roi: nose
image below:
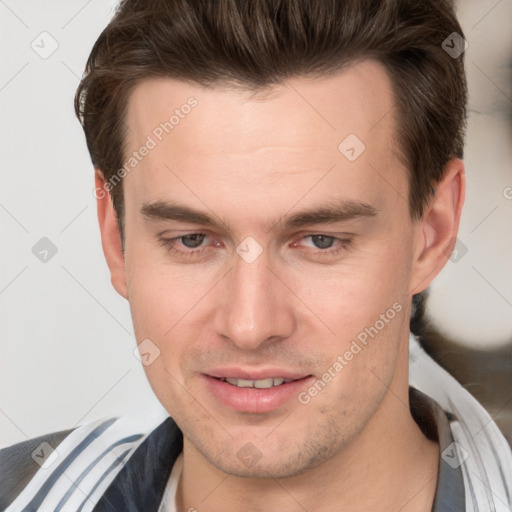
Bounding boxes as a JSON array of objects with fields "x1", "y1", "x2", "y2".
[{"x1": 212, "y1": 248, "x2": 296, "y2": 351}]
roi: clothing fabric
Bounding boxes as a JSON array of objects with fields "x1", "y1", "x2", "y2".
[
  {"x1": 157, "y1": 453, "x2": 182, "y2": 512},
  {"x1": 2, "y1": 333, "x2": 512, "y2": 511},
  {"x1": 409, "y1": 335, "x2": 512, "y2": 511}
]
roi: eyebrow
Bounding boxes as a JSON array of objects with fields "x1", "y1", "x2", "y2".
[{"x1": 140, "y1": 198, "x2": 378, "y2": 233}]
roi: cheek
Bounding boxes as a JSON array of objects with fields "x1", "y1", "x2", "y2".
[
  {"x1": 127, "y1": 270, "x2": 175, "y2": 340},
  {"x1": 124, "y1": 230, "x2": 203, "y2": 337},
  {"x1": 295, "y1": 244, "x2": 410, "y2": 334},
  {"x1": 126, "y1": 266, "x2": 197, "y2": 413},
  {"x1": 125, "y1": 253, "x2": 214, "y2": 378}
]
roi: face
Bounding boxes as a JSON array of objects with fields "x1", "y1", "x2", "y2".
[{"x1": 116, "y1": 60, "x2": 425, "y2": 478}]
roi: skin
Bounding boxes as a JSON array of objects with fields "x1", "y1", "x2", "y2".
[{"x1": 96, "y1": 60, "x2": 465, "y2": 511}]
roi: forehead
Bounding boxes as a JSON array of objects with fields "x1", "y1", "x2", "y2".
[
  {"x1": 122, "y1": 60, "x2": 406, "y2": 223},
  {"x1": 125, "y1": 59, "x2": 395, "y2": 147}
]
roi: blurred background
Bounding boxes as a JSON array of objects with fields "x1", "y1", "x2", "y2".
[{"x1": 1, "y1": 0, "x2": 511, "y2": 448}]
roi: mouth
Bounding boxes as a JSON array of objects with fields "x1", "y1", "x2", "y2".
[{"x1": 202, "y1": 372, "x2": 314, "y2": 413}]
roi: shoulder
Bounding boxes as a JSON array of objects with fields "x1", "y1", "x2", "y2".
[
  {"x1": 0, "y1": 428, "x2": 74, "y2": 510},
  {"x1": 0, "y1": 408, "x2": 176, "y2": 512}
]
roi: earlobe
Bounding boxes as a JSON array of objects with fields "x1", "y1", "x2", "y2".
[
  {"x1": 409, "y1": 158, "x2": 466, "y2": 295},
  {"x1": 95, "y1": 170, "x2": 128, "y2": 299}
]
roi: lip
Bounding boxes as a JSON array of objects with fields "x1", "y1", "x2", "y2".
[{"x1": 201, "y1": 369, "x2": 314, "y2": 413}]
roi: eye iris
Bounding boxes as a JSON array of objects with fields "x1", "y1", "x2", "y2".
[
  {"x1": 311, "y1": 235, "x2": 334, "y2": 249},
  {"x1": 182, "y1": 234, "x2": 205, "y2": 248}
]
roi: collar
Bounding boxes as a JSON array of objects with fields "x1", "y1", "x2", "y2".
[{"x1": 410, "y1": 387, "x2": 466, "y2": 511}]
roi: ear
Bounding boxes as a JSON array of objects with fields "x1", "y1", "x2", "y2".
[
  {"x1": 409, "y1": 158, "x2": 466, "y2": 295},
  {"x1": 95, "y1": 170, "x2": 128, "y2": 299}
]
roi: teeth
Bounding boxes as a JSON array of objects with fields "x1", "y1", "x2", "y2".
[
  {"x1": 255, "y1": 378, "x2": 275, "y2": 389},
  {"x1": 227, "y1": 378, "x2": 254, "y2": 388},
  {"x1": 224, "y1": 377, "x2": 289, "y2": 388}
]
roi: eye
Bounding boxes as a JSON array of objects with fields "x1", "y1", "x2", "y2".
[
  {"x1": 158, "y1": 232, "x2": 214, "y2": 258},
  {"x1": 179, "y1": 233, "x2": 206, "y2": 248},
  {"x1": 294, "y1": 234, "x2": 352, "y2": 257},
  {"x1": 303, "y1": 234, "x2": 336, "y2": 249}
]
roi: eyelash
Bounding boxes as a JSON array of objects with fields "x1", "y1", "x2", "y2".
[{"x1": 158, "y1": 233, "x2": 352, "y2": 259}]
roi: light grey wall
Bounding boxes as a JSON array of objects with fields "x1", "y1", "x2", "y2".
[
  {"x1": 0, "y1": 0, "x2": 162, "y2": 448},
  {"x1": 1, "y1": 0, "x2": 511, "y2": 448}
]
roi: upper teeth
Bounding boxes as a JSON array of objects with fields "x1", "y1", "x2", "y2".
[{"x1": 224, "y1": 377, "x2": 291, "y2": 388}]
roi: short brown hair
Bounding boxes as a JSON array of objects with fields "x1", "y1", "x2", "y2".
[{"x1": 75, "y1": 0, "x2": 467, "y2": 245}]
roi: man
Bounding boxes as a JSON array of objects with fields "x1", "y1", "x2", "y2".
[{"x1": 2, "y1": 0, "x2": 511, "y2": 510}]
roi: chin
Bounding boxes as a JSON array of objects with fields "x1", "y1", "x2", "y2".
[{"x1": 193, "y1": 429, "x2": 344, "y2": 480}]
